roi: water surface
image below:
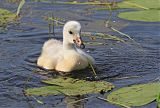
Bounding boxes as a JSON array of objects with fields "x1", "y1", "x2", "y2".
[{"x1": 0, "y1": 0, "x2": 159, "y2": 108}]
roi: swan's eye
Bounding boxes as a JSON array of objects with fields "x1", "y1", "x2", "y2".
[{"x1": 69, "y1": 31, "x2": 73, "y2": 34}]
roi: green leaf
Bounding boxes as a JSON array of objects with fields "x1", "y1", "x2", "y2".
[
  {"x1": 26, "y1": 86, "x2": 61, "y2": 96},
  {"x1": 107, "y1": 83, "x2": 160, "y2": 107},
  {"x1": 26, "y1": 77, "x2": 114, "y2": 96},
  {"x1": 118, "y1": 0, "x2": 159, "y2": 9},
  {"x1": 157, "y1": 93, "x2": 160, "y2": 108},
  {"x1": 118, "y1": 10, "x2": 160, "y2": 22},
  {"x1": 117, "y1": 0, "x2": 160, "y2": 22}
]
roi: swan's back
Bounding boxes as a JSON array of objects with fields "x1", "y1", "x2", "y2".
[{"x1": 42, "y1": 39, "x2": 62, "y2": 55}]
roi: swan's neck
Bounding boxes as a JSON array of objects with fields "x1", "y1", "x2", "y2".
[
  {"x1": 63, "y1": 39, "x2": 76, "y2": 50},
  {"x1": 63, "y1": 31, "x2": 77, "y2": 51}
]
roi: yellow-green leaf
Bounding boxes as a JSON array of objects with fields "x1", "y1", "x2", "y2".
[
  {"x1": 107, "y1": 83, "x2": 160, "y2": 107},
  {"x1": 26, "y1": 77, "x2": 114, "y2": 96},
  {"x1": 118, "y1": 0, "x2": 159, "y2": 9},
  {"x1": 157, "y1": 93, "x2": 160, "y2": 108},
  {"x1": 118, "y1": 10, "x2": 160, "y2": 22},
  {"x1": 117, "y1": 0, "x2": 160, "y2": 22}
]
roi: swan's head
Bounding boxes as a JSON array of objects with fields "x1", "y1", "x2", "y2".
[{"x1": 63, "y1": 21, "x2": 85, "y2": 49}]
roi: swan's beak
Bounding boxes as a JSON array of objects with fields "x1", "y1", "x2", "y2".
[{"x1": 73, "y1": 35, "x2": 85, "y2": 49}]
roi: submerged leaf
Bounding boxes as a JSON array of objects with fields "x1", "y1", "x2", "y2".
[
  {"x1": 26, "y1": 77, "x2": 114, "y2": 96},
  {"x1": 107, "y1": 83, "x2": 160, "y2": 107}
]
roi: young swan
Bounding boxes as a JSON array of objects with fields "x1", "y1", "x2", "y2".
[{"x1": 37, "y1": 21, "x2": 95, "y2": 72}]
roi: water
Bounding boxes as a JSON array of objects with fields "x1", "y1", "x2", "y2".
[{"x1": 0, "y1": 0, "x2": 159, "y2": 108}]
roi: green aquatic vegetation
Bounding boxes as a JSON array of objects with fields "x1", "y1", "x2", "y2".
[
  {"x1": 118, "y1": 0, "x2": 159, "y2": 9},
  {"x1": 100, "y1": 34, "x2": 125, "y2": 43},
  {"x1": 157, "y1": 93, "x2": 160, "y2": 108},
  {"x1": 16, "y1": 0, "x2": 25, "y2": 16},
  {"x1": 107, "y1": 83, "x2": 160, "y2": 107},
  {"x1": 84, "y1": 42, "x2": 104, "y2": 46},
  {"x1": 117, "y1": 0, "x2": 160, "y2": 22},
  {"x1": 94, "y1": 0, "x2": 160, "y2": 22},
  {"x1": 30, "y1": 0, "x2": 49, "y2": 2},
  {"x1": 30, "y1": 0, "x2": 112, "y2": 5},
  {"x1": 118, "y1": 10, "x2": 160, "y2": 22},
  {"x1": 82, "y1": 32, "x2": 126, "y2": 43},
  {"x1": 0, "y1": 0, "x2": 25, "y2": 27},
  {"x1": 46, "y1": 17, "x2": 65, "y2": 25},
  {"x1": 26, "y1": 77, "x2": 114, "y2": 96},
  {"x1": 55, "y1": 1, "x2": 111, "y2": 5},
  {"x1": 0, "y1": 8, "x2": 16, "y2": 26}
]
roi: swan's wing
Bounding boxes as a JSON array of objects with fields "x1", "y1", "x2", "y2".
[
  {"x1": 37, "y1": 39, "x2": 63, "y2": 69},
  {"x1": 77, "y1": 48, "x2": 95, "y2": 64},
  {"x1": 43, "y1": 39, "x2": 62, "y2": 53}
]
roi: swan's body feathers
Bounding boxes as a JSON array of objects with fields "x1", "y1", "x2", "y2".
[{"x1": 37, "y1": 21, "x2": 95, "y2": 72}]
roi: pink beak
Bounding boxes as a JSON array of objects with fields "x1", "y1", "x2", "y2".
[{"x1": 73, "y1": 36, "x2": 85, "y2": 49}]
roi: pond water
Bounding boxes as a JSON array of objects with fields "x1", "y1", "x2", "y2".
[{"x1": 0, "y1": 0, "x2": 159, "y2": 108}]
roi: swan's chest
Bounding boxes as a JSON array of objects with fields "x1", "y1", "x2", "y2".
[{"x1": 56, "y1": 51, "x2": 88, "y2": 72}]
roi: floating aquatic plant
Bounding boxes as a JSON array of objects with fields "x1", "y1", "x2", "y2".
[
  {"x1": 92, "y1": 0, "x2": 159, "y2": 22},
  {"x1": 26, "y1": 77, "x2": 114, "y2": 96},
  {"x1": 117, "y1": 0, "x2": 160, "y2": 22},
  {"x1": 106, "y1": 83, "x2": 160, "y2": 107},
  {"x1": 118, "y1": 0, "x2": 159, "y2": 9},
  {"x1": 0, "y1": 0, "x2": 25, "y2": 27},
  {"x1": 157, "y1": 93, "x2": 160, "y2": 108},
  {"x1": 0, "y1": 9, "x2": 16, "y2": 26},
  {"x1": 118, "y1": 10, "x2": 160, "y2": 22}
]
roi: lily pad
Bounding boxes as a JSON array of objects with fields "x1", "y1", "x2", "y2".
[
  {"x1": 107, "y1": 83, "x2": 160, "y2": 107},
  {"x1": 118, "y1": 10, "x2": 160, "y2": 22},
  {"x1": 26, "y1": 77, "x2": 114, "y2": 96}
]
